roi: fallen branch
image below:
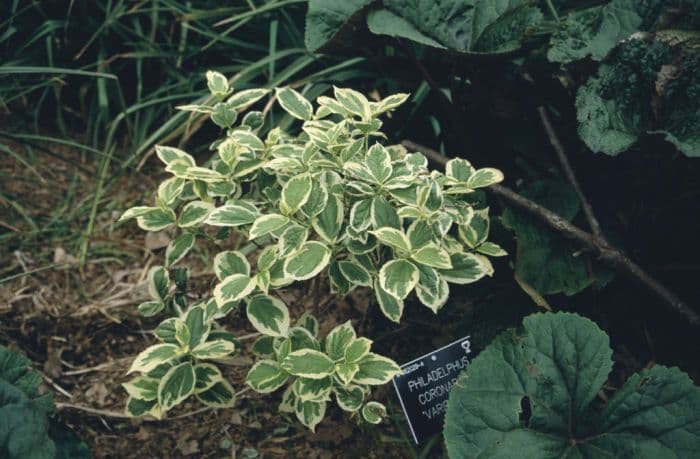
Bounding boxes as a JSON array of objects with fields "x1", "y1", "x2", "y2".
[
  {"x1": 401, "y1": 140, "x2": 699, "y2": 327},
  {"x1": 537, "y1": 106, "x2": 606, "y2": 240}
]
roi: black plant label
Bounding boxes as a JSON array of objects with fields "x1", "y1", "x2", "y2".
[{"x1": 392, "y1": 336, "x2": 472, "y2": 444}]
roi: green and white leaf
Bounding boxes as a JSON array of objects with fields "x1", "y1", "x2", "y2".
[
  {"x1": 283, "y1": 241, "x2": 331, "y2": 281},
  {"x1": 281, "y1": 349, "x2": 335, "y2": 379},
  {"x1": 411, "y1": 243, "x2": 452, "y2": 269},
  {"x1": 122, "y1": 376, "x2": 159, "y2": 401},
  {"x1": 178, "y1": 201, "x2": 213, "y2": 228},
  {"x1": 246, "y1": 360, "x2": 289, "y2": 393},
  {"x1": 335, "y1": 385, "x2": 364, "y2": 412},
  {"x1": 379, "y1": 259, "x2": 419, "y2": 300},
  {"x1": 214, "y1": 250, "x2": 251, "y2": 280},
  {"x1": 206, "y1": 204, "x2": 257, "y2": 227},
  {"x1": 374, "y1": 279, "x2": 405, "y2": 323},
  {"x1": 194, "y1": 363, "x2": 222, "y2": 393},
  {"x1": 362, "y1": 401, "x2": 386, "y2": 424},
  {"x1": 213, "y1": 274, "x2": 255, "y2": 307},
  {"x1": 246, "y1": 295, "x2": 290, "y2": 337},
  {"x1": 280, "y1": 173, "x2": 313, "y2": 215},
  {"x1": 191, "y1": 340, "x2": 236, "y2": 360},
  {"x1": 276, "y1": 87, "x2": 313, "y2": 120},
  {"x1": 249, "y1": 214, "x2": 289, "y2": 240},
  {"x1": 165, "y1": 233, "x2": 195, "y2": 267},
  {"x1": 295, "y1": 399, "x2": 326, "y2": 432},
  {"x1": 148, "y1": 266, "x2": 170, "y2": 301},
  {"x1": 354, "y1": 353, "x2": 401, "y2": 385},
  {"x1": 439, "y1": 252, "x2": 492, "y2": 285},
  {"x1": 157, "y1": 362, "x2": 196, "y2": 411},
  {"x1": 195, "y1": 379, "x2": 236, "y2": 408},
  {"x1": 324, "y1": 321, "x2": 356, "y2": 361}
]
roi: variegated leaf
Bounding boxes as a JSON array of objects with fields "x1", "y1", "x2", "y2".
[
  {"x1": 362, "y1": 401, "x2": 386, "y2": 424},
  {"x1": 293, "y1": 376, "x2": 333, "y2": 402},
  {"x1": 276, "y1": 87, "x2": 313, "y2": 120},
  {"x1": 157, "y1": 361, "x2": 196, "y2": 411},
  {"x1": 283, "y1": 241, "x2": 331, "y2": 281},
  {"x1": 280, "y1": 173, "x2": 312, "y2": 215},
  {"x1": 411, "y1": 243, "x2": 453, "y2": 269},
  {"x1": 195, "y1": 379, "x2": 236, "y2": 408},
  {"x1": 281, "y1": 349, "x2": 335, "y2": 379},
  {"x1": 227, "y1": 88, "x2": 270, "y2": 110},
  {"x1": 324, "y1": 321, "x2": 356, "y2": 361},
  {"x1": 165, "y1": 233, "x2": 195, "y2": 267},
  {"x1": 214, "y1": 250, "x2": 250, "y2": 280},
  {"x1": 338, "y1": 260, "x2": 372, "y2": 287},
  {"x1": 214, "y1": 274, "x2": 255, "y2": 306},
  {"x1": 334, "y1": 86, "x2": 371, "y2": 121},
  {"x1": 194, "y1": 363, "x2": 223, "y2": 393},
  {"x1": 191, "y1": 339, "x2": 236, "y2": 359},
  {"x1": 335, "y1": 385, "x2": 364, "y2": 412},
  {"x1": 122, "y1": 376, "x2": 159, "y2": 401},
  {"x1": 354, "y1": 353, "x2": 401, "y2": 385},
  {"x1": 246, "y1": 294, "x2": 290, "y2": 337},
  {"x1": 246, "y1": 360, "x2": 289, "y2": 393},
  {"x1": 206, "y1": 204, "x2": 257, "y2": 227},
  {"x1": 374, "y1": 279, "x2": 404, "y2": 323},
  {"x1": 148, "y1": 266, "x2": 170, "y2": 301},
  {"x1": 439, "y1": 252, "x2": 492, "y2": 285},
  {"x1": 249, "y1": 214, "x2": 289, "y2": 240},
  {"x1": 379, "y1": 259, "x2": 419, "y2": 300},
  {"x1": 178, "y1": 201, "x2": 213, "y2": 228},
  {"x1": 345, "y1": 337, "x2": 372, "y2": 363},
  {"x1": 295, "y1": 399, "x2": 326, "y2": 432},
  {"x1": 466, "y1": 167, "x2": 504, "y2": 188}
]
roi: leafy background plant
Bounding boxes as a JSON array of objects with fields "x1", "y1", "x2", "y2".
[{"x1": 1, "y1": 0, "x2": 699, "y2": 457}]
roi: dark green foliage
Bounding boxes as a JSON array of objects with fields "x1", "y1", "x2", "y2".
[
  {"x1": 306, "y1": 0, "x2": 543, "y2": 55},
  {"x1": 444, "y1": 312, "x2": 700, "y2": 458},
  {"x1": 577, "y1": 35, "x2": 700, "y2": 156},
  {"x1": 0, "y1": 345, "x2": 90, "y2": 459},
  {"x1": 502, "y1": 180, "x2": 613, "y2": 297}
]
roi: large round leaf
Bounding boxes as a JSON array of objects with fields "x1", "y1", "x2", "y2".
[{"x1": 444, "y1": 312, "x2": 700, "y2": 458}]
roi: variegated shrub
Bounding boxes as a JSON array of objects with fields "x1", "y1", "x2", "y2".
[{"x1": 119, "y1": 70, "x2": 504, "y2": 430}]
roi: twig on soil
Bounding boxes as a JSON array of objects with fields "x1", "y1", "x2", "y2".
[
  {"x1": 401, "y1": 139, "x2": 700, "y2": 327},
  {"x1": 39, "y1": 370, "x2": 73, "y2": 399},
  {"x1": 537, "y1": 106, "x2": 605, "y2": 240},
  {"x1": 56, "y1": 403, "x2": 212, "y2": 421}
]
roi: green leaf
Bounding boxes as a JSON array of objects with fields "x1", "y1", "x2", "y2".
[
  {"x1": 246, "y1": 360, "x2": 289, "y2": 393},
  {"x1": 371, "y1": 196, "x2": 401, "y2": 229},
  {"x1": 174, "y1": 320, "x2": 190, "y2": 350},
  {"x1": 335, "y1": 385, "x2": 364, "y2": 412},
  {"x1": 502, "y1": 180, "x2": 611, "y2": 296},
  {"x1": 147, "y1": 266, "x2": 170, "y2": 301},
  {"x1": 157, "y1": 177, "x2": 185, "y2": 206},
  {"x1": 379, "y1": 259, "x2": 419, "y2": 300},
  {"x1": 246, "y1": 295, "x2": 290, "y2": 337},
  {"x1": 206, "y1": 70, "x2": 230, "y2": 98},
  {"x1": 411, "y1": 244, "x2": 452, "y2": 269},
  {"x1": 445, "y1": 158, "x2": 474, "y2": 182},
  {"x1": 191, "y1": 340, "x2": 236, "y2": 360},
  {"x1": 365, "y1": 143, "x2": 392, "y2": 183},
  {"x1": 276, "y1": 87, "x2": 313, "y2": 120},
  {"x1": 138, "y1": 300, "x2": 164, "y2": 317},
  {"x1": 136, "y1": 208, "x2": 176, "y2": 231},
  {"x1": 371, "y1": 228, "x2": 411, "y2": 253},
  {"x1": 157, "y1": 362, "x2": 196, "y2": 411},
  {"x1": 304, "y1": 0, "x2": 373, "y2": 52},
  {"x1": 294, "y1": 399, "x2": 326, "y2": 432},
  {"x1": 312, "y1": 194, "x2": 343, "y2": 242},
  {"x1": 335, "y1": 362, "x2": 359, "y2": 385},
  {"x1": 366, "y1": 0, "x2": 543, "y2": 55},
  {"x1": 282, "y1": 349, "x2": 335, "y2": 379},
  {"x1": 194, "y1": 363, "x2": 222, "y2": 393},
  {"x1": 324, "y1": 321, "x2": 356, "y2": 361},
  {"x1": 226, "y1": 88, "x2": 270, "y2": 110},
  {"x1": 165, "y1": 233, "x2": 195, "y2": 267},
  {"x1": 249, "y1": 214, "x2": 289, "y2": 240},
  {"x1": 415, "y1": 265, "x2": 449, "y2": 313},
  {"x1": 362, "y1": 401, "x2": 386, "y2": 424},
  {"x1": 466, "y1": 168, "x2": 504, "y2": 188},
  {"x1": 278, "y1": 224, "x2": 309, "y2": 258},
  {"x1": 178, "y1": 201, "x2": 213, "y2": 228},
  {"x1": 444, "y1": 312, "x2": 700, "y2": 458},
  {"x1": 338, "y1": 260, "x2": 372, "y2": 286},
  {"x1": 349, "y1": 198, "x2": 372, "y2": 231},
  {"x1": 155, "y1": 145, "x2": 195, "y2": 167},
  {"x1": 354, "y1": 352, "x2": 401, "y2": 385},
  {"x1": 280, "y1": 173, "x2": 313, "y2": 215},
  {"x1": 344, "y1": 337, "x2": 372, "y2": 363},
  {"x1": 122, "y1": 376, "x2": 159, "y2": 401},
  {"x1": 283, "y1": 241, "x2": 331, "y2": 281},
  {"x1": 334, "y1": 86, "x2": 372, "y2": 120},
  {"x1": 206, "y1": 204, "x2": 257, "y2": 227},
  {"x1": 213, "y1": 250, "x2": 251, "y2": 280},
  {"x1": 293, "y1": 377, "x2": 333, "y2": 402},
  {"x1": 213, "y1": 274, "x2": 255, "y2": 306},
  {"x1": 251, "y1": 336, "x2": 275, "y2": 358},
  {"x1": 374, "y1": 279, "x2": 405, "y2": 323},
  {"x1": 211, "y1": 102, "x2": 238, "y2": 128},
  {"x1": 296, "y1": 312, "x2": 319, "y2": 337},
  {"x1": 195, "y1": 379, "x2": 236, "y2": 408},
  {"x1": 230, "y1": 130, "x2": 265, "y2": 151},
  {"x1": 547, "y1": 2, "x2": 642, "y2": 64},
  {"x1": 438, "y1": 252, "x2": 491, "y2": 285}
]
